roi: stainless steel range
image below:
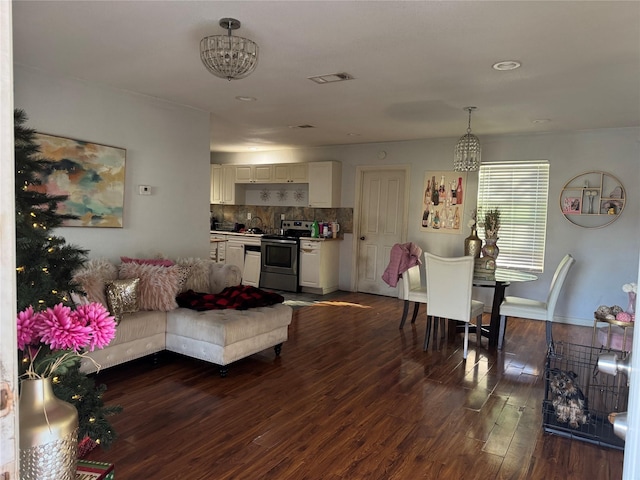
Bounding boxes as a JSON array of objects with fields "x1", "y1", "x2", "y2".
[{"x1": 260, "y1": 220, "x2": 313, "y2": 292}]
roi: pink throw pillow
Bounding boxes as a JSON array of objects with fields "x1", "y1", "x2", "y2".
[
  {"x1": 118, "y1": 263, "x2": 183, "y2": 311},
  {"x1": 120, "y1": 256, "x2": 174, "y2": 267}
]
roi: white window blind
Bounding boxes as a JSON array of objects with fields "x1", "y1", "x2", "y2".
[{"x1": 477, "y1": 161, "x2": 550, "y2": 273}]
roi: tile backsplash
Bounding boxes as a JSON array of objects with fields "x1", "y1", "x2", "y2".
[{"x1": 210, "y1": 205, "x2": 353, "y2": 235}]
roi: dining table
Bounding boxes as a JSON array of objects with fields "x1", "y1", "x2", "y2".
[{"x1": 471, "y1": 267, "x2": 538, "y2": 348}]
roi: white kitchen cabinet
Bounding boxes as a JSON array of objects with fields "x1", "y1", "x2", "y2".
[
  {"x1": 273, "y1": 163, "x2": 308, "y2": 183},
  {"x1": 235, "y1": 164, "x2": 273, "y2": 183},
  {"x1": 225, "y1": 235, "x2": 262, "y2": 283},
  {"x1": 210, "y1": 234, "x2": 227, "y2": 263},
  {"x1": 226, "y1": 239, "x2": 246, "y2": 276},
  {"x1": 243, "y1": 250, "x2": 261, "y2": 287},
  {"x1": 299, "y1": 239, "x2": 339, "y2": 294},
  {"x1": 308, "y1": 161, "x2": 341, "y2": 208},
  {"x1": 210, "y1": 164, "x2": 221, "y2": 204},
  {"x1": 210, "y1": 164, "x2": 236, "y2": 204}
]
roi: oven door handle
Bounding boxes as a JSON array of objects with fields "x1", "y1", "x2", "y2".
[{"x1": 262, "y1": 239, "x2": 297, "y2": 245}]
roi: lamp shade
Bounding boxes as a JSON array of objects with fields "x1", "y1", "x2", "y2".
[
  {"x1": 200, "y1": 18, "x2": 258, "y2": 81},
  {"x1": 454, "y1": 106, "x2": 481, "y2": 172},
  {"x1": 454, "y1": 132, "x2": 481, "y2": 171}
]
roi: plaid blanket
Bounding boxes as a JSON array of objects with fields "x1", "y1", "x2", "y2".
[{"x1": 176, "y1": 285, "x2": 284, "y2": 311}]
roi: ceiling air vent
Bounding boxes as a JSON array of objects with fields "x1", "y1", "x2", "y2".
[
  {"x1": 289, "y1": 124, "x2": 316, "y2": 129},
  {"x1": 308, "y1": 72, "x2": 355, "y2": 84}
]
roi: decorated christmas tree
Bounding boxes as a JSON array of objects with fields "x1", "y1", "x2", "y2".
[{"x1": 14, "y1": 109, "x2": 122, "y2": 450}]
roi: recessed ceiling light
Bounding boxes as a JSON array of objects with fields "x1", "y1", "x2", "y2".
[
  {"x1": 248, "y1": 147, "x2": 258, "y2": 151},
  {"x1": 347, "y1": 133, "x2": 361, "y2": 136},
  {"x1": 235, "y1": 96, "x2": 257, "y2": 102},
  {"x1": 492, "y1": 60, "x2": 521, "y2": 71}
]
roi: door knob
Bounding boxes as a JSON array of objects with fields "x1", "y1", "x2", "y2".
[{"x1": 360, "y1": 236, "x2": 366, "y2": 240}]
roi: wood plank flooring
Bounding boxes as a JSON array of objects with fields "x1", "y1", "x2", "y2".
[{"x1": 85, "y1": 292, "x2": 624, "y2": 479}]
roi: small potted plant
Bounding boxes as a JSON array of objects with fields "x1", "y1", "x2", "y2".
[
  {"x1": 482, "y1": 208, "x2": 501, "y2": 239},
  {"x1": 479, "y1": 208, "x2": 501, "y2": 266}
]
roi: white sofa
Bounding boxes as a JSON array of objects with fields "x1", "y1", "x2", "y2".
[{"x1": 77, "y1": 259, "x2": 293, "y2": 376}]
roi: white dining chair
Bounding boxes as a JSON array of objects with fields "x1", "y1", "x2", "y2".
[
  {"x1": 424, "y1": 253, "x2": 484, "y2": 359},
  {"x1": 498, "y1": 254, "x2": 575, "y2": 351},
  {"x1": 398, "y1": 264, "x2": 428, "y2": 329}
]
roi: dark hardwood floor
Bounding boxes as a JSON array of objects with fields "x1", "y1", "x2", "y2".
[{"x1": 85, "y1": 291, "x2": 624, "y2": 479}]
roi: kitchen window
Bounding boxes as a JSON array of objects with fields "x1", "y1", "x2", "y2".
[{"x1": 477, "y1": 161, "x2": 550, "y2": 273}]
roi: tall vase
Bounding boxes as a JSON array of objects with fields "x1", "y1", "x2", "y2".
[
  {"x1": 482, "y1": 237, "x2": 500, "y2": 265},
  {"x1": 464, "y1": 227, "x2": 482, "y2": 258},
  {"x1": 19, "y1": 377, "x2": 79, "y2": 480},
  {"x1": 627, "y1": 292, "x2": 636, "y2": 315}
]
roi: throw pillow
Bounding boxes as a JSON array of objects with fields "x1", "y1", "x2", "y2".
[
  {"x1": 175, "y1": 257, "x2": 211, "y2": 293},
  {"x1": 120, "y1": 256, "x2": 175, "y2": 267},
  {"x1": 105, "y1": 278, "x2": 140, "y2": 324},
  {"x1": 72, "y1": 258, "x2": 118, "y2": 307},
  {"x1": 209, "y1": 264, "x2": 242, "y2": 294},
  {"x1": 118, "y1": 263, "x2": 184, "y2": 311}
]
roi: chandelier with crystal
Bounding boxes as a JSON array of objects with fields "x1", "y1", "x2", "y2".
[
  {"x1": 454, "y1": 106, "x2": 481, "y2": 172},
  {"x1": 200, "y1": 18, "x2": 259, "y2": 81}
]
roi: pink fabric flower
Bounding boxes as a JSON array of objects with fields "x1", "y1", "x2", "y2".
[
  {"x1": 36, "y1": 303, "x2": 92, "y2": 351},
  {"x1": 73, "y1": 303, "x2": 116, "y2": 351},
  {"x1": 17, "y1": 306, "x2": 40, "y2": 350},
  {"x1": 617, "y1": 312, "x2": 633, "y2": 323}
]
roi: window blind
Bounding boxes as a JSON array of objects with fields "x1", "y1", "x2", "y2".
[{"x1": 477, "y1": 161, "x2": 550, "y2": 273}]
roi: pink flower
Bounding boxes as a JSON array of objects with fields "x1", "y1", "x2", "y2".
[
  {"x1": 73, "y1": 303, "x2": 116, "y2": 351},
  {"x1": 36, "y1": 303, "x2": 92, "y2": 351},
  {"x1": 17, "y1": 306, "x2": 40, "y2": 350}
]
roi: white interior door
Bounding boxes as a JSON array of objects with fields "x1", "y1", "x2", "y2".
[{"x1": 354, "y1": 167, "x2": 409, "y2": 296}]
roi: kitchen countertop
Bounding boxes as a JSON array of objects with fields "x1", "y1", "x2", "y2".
[
  {"x1": 211, "y1": 231, "x2": 342, "y2": 241},
  {"x1": 210, "y1": 230, "x2": 264, "y2": 237},
  {"x1": 300, "y1": 237, "x2": 342, "y2": 241}
]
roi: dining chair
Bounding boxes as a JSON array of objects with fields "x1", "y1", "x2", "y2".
[
  {"x1": 424, "y1": 253, "x2": 484, "y2": 359},
  {"x1": 398, "y1": 264, "x2": 428, "y2": 329},
  {"x1": 498, "y1": 254, "x2": 575, "y2": 351}
]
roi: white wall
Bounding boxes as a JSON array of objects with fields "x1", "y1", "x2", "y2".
[
  {"x1": 14, "y1": 66, "x2": 211, "y2": 262},
  {"x1": 213, "y1": 127, "x2": 640, "y2": 326},
  {"x1": 1, "y1": 2, "x2": 18, "y2": 477}
]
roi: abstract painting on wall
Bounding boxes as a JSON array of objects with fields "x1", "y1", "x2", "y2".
[{"x1": 34, "y1": 133, "x2": 126, "y2": 227}]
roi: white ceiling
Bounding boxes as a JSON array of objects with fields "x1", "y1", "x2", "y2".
[{"x1": 12, "y1": 1, "x2": 640, "y2": 153}]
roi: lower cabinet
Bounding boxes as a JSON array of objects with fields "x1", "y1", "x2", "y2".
[
  {"x1": 243, "y1": 248, "x2": 261, "y2": 287},
  {"x1": 210, "y1": 235, "x2": 227, "y2": 263},
  {"x1": 226, "y1": 239, "x2": 245, "y2": 276},
  {"x1": 226, "y1": 236, "x2": 262, "y2": 285},
  {"x1": 299, "y1": 240, "x2": 339, "y2": 294}
]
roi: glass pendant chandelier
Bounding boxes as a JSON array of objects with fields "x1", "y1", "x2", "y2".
[
  {"x1": 200, "y1": 18, "x2": 259, "y2": 81},
  {"x1": 454, "y1": 106, "x2": 481, "y2": 172}
]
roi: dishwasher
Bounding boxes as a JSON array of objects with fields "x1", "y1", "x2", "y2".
[{"x1": 243, "y1": 244, "x2": 262, "y2": 287}]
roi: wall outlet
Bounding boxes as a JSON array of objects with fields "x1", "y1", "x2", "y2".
[
  {"x1": 247, "y1": 212, "x2": 252, "y2": 220},
  {"x1": 280, "y1": 213, "x2": 286, "y2": 220},
  {"x1": 138, "y1": 185, "x2": 151, "y2": 195}
]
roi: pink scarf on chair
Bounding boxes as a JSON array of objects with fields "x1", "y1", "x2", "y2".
[{"x1": 381, "y1": 242, "x2": 423, "y2": 287}]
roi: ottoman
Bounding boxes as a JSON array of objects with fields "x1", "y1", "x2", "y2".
[{"x1": 165, "y1": 303, "x2": 293, "y2": 376}]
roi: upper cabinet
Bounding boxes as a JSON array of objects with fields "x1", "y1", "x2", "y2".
[
  {"x1": 235, "y1": 164, "x2": 273, "y2": 183},
  {"x1": 273, "y1": 163, "x2": 309, "y2": 183},
  {"x1": 210, "y1": 164, "x2": 236, "y2": 204},
  {"x1": 211, "y1": 161, "x2": 341, "y2": 207},
  {"x1": 308, "y1": 161, "x2": 342, "y2": 208}
]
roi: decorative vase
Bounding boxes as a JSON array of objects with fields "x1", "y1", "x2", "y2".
[
  {"x1": 464, "y1": 227, "x2": 482, "y2": 258},
  {"x1": 627, "y1": 292, "x2": 636, "y2": 315},
  {"x1": 19, "y1": 377, "x2": 79, "y2": 480},
  {"x1": 482, "y1": 237, "x2": 500, "y2": 264}
]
